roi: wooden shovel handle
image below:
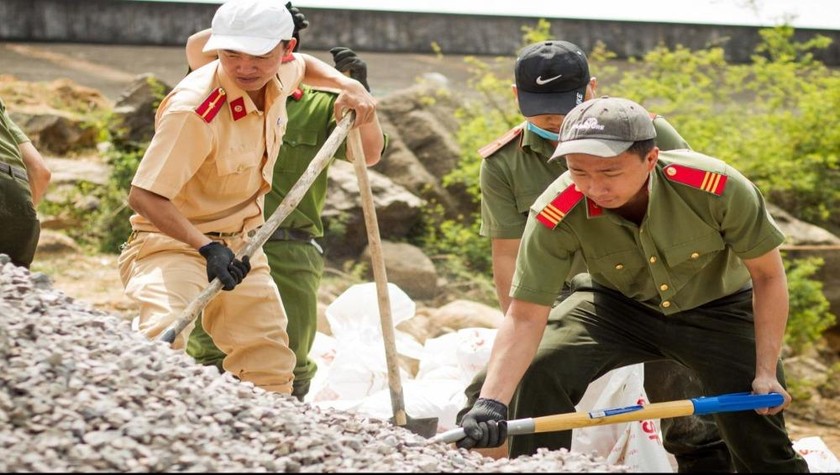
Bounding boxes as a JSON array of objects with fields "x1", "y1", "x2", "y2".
[
  {"x1": 347, "y1": 127, "x2": 408, "y2": 427},
  {"x1": 158, "y1": 111, "x2": 356, "y2": 344}
]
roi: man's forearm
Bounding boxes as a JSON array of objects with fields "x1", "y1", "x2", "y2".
[
  {"x1": 358, "y1": 116, "x2": 384, "y2": 166},
  {"x1": 300, "y1": 53, "x2": 355, "y2": 90},
  {"x1": 19, "y1": 141, "x2": 51, "y2": 205},
  {"x1": 127, "y1": 186, "x2": 210, "y2": 250},
  {"x1": 752, "y1": 273, "x2": 789, "y2": 378},
  {"x1": 490, "y1": 238, "x2": 520, "y2": 313},
  {"x1": 480, "y1": 299, "x2": 550, "y2": 404}
]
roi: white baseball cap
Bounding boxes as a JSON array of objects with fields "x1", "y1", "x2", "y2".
[{"x1": 203, "y1": 0, "x2": 294, "y2": 56}]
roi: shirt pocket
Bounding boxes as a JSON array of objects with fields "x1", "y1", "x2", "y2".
[
  {"x1": 662, "y1": 231, "x2": 726, "y2": 286},
  {"x1": 214, "y1": 142, "x2": 263, "y2": 195},
  {"x1": 587, "y1": 248, "x2": 648, "y2": 292},
  {"x1": 276, "y1": 128, "x2": 320, "y2": 174}
]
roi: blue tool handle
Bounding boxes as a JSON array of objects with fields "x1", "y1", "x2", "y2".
[{"x1": 691, "y1": 392, "x2": 784, "y2": 415}]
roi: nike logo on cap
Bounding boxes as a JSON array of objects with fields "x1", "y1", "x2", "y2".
[{"x1": 536, "y1": 74, "x2": 563, "y2": 85}]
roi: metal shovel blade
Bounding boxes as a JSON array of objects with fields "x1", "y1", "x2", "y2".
[{"x1": 390, "y1": 414, "x2": 440, "y2": 439}]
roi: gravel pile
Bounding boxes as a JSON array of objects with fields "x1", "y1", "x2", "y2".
[{"x1": 0, "y1": 255, "x2": 627, "y2": 472}]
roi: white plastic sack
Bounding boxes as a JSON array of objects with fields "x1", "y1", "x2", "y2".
[
  {"x1": 794, "y1": 436, "x2": 840, "y2": 472},
  {"x1": 325, "y1": 282, "x2": 416, "y2": 341},
  {"x1": 306, "y1": 283, "x2": 423, "y2": 405},
  {"x1": 573, "y1": 365, "x2": 674, "y2": 472}
]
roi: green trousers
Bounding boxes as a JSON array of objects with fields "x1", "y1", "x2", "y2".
[
  {"x1": 187, "y1": 238, "x2": 323, "y2": 400},
  {"x1": 461, "y1": 274, "x2": 808, "y2": 473},
  {"x1": 0, "y1": 174, "x2": 39, "y2": 268}
]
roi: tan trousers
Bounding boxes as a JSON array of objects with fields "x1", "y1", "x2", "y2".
[{"x1": 118, "y1": 231, "x2": 295, "y2": 393}]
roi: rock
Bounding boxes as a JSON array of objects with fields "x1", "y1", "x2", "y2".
[
  {"x1": 109, "y1": 74, "x2": 173, "y2": 148},
  {"x1": 8, "y1": 112, "x2": 98, "y2": 155},
  {"x1": 362, "y1": 241, "x2": 438, "y2": 301},
  {"x1": 427, "y1": 300, "x2": 504, "y2": 336},
  {"x1": 35, "y1": 230, "x2": 81, "y2": 256}
]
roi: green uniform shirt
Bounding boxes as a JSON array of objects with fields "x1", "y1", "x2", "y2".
[
  {"x1": 480, "y1": 116, "x2": 690, "y2": 239},
  {"x1": 263, "y1": 86, "x2": 343, "y2": 237},
  {"x1": 512, "y1": 149, "x2": 785, "y2": 315},
  {"x1": 0, "y1": 98, "x2": 30, "y2": 170}
]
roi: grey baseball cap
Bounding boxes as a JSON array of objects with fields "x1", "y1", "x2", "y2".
[
  {"x1": 550, "y1": 96, "x2": 657, "y2": 160},
  {"x1": 515, "y1": 41, "x2": 590, "y2": 117}
]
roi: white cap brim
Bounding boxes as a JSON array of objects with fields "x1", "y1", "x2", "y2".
[
  {"x1": 550, "y1": 138, "x2": 633, "y2": 161},
  {"x1": 202, "y1": 34, "x2": 282, "y2": 56}
]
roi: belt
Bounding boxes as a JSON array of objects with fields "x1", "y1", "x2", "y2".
[
  {"x1": 268, "y1": 228, "x2": 315, "y2": 242},
  {"x1": 267, "y1": 228, "x2": 323, "y2": 254},
  {"x1": 205, "y1": 229, "x2": 258, "y2": 239},
  {"x1": 0, "y1": 162, "x2": 28, "y2": 182}
]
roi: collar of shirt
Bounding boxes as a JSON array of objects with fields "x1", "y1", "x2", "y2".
[
  {"x1": 520, "y1": 126, "x2": 559, "y2": 162},
  {"x1": 215, "y1": 64, "x2": 283, "y2": 118}
]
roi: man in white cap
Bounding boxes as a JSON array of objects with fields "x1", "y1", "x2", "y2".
[
  {"x1": 456, "y1": 96, "x2": 808, "y2": 472},
  {"x1": 117, "y1": 0, "x2": 376, "y2": 395}
]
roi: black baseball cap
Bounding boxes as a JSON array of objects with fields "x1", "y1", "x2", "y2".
[{"x1": 515, "y1": 40, "x2": 590, "y2": 117}]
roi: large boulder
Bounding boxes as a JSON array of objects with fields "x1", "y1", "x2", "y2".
[
  {"x1": 322, "y1": 160, "x2": 424, "y2": 260},
  {"x1": 109, "y1": 74, "x2": 172, "y2": 149},
  {"x1": 360, "y1": 241, "x2": 438, "y2": 301}
]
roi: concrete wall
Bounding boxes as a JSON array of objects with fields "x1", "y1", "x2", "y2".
[{"x1": 3, "y1": 0, "x2": 840, "y2": 65}]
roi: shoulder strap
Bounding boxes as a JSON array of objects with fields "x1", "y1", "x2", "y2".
[
  {"x1": 478, "y1": 123, "x2": 525, "y2": 158},
  {"x1": 536, "y1": 183, "x2": 586, "y2": 229},
  {"x1": 194, "y1": 87, "x2": 227, "y2": 123},
  {"x1": 663, "y1": 164, "x2": 728, "y2": 196}
]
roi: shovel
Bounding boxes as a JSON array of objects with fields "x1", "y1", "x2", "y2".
[
  {"x1": 346, "y1": 128, "x2": 440, "y2": 438},
  {"x1": 158, "y1": 111, "x2": 357, "y2": 344},
  {"x1": 429, "y1": 391, "x2": 784, "y2": 444}
]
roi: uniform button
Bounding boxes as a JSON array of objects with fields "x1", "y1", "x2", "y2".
[
  {"x1": 649, "y1": 256, "x2": 657, "y2": 264},
  {"x1": 236, "y1": 165, "x2": 244, "y2": 173},
  {"x1": 661, "y1": 301, "x2": 671, "y2": 308},
  {"x1": 615, "y1": 264, "x2": 624, "y2": 270},
  {"x1": 660, "y1": 284, "x2": 669, "y2": 291},
  {"x1": 690, "y1": 252, "x2": 700, "y2": 260}
]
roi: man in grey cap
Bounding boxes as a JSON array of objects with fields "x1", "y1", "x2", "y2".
[
  {"x1": 460, "y1": 41, "x2": 732, "y2": 472},
  {"x1": 456, "y1": 96, "x2": 808, "y2": 473}
]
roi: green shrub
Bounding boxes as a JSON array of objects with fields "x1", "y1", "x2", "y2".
[
  {"x1": 784, "y1": 256, "x2": 836, "y2": 355},
  {"x1": 419, "y1": 21, "x2": 839, "y2": 351}
]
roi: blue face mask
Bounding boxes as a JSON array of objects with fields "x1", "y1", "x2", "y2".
[{"x1": 526, "y1": 121, "x2": 560, "y2": 142}]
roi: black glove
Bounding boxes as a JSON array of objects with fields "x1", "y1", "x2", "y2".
[
  {"x1": 329, "y1": 46, "x2": 370, "y2": 92},
  {"x1": 285, "y1": 2, "x2": 309, "y2": 50},
  {"x1": 198, "y1": 242, "x2": 251, "y2": 291},
  {"x1": 456, "y1": 397, "x2": 508, "y2": 450}
]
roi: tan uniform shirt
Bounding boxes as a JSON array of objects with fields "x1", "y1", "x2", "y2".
[{"x1": 129, "y1": 55, "x2": 305, "y2": 234}]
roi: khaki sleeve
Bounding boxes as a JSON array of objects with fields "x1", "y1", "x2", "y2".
[{"x1": 131, "y1": 110, "x2": 213, "y2": 199}]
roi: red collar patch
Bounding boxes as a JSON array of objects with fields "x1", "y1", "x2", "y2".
[{"x1": 229, "y1": 97, "x2": 247, "y2": 121}]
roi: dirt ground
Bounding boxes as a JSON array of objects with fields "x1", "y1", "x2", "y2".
[{"x1": 6, "y1": 39, "x2": 840, "y2": 467}]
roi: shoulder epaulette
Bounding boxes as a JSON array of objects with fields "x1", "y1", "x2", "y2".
[
  {"x1": 663, "y1": 164, "x2": 728, "y2": 196},
  {"x1": 536, "y1": 184, "x2": 585, "y2": 229},
  {"x1": 194, "y1": 87, "x2": 227, "y2": 123},
  {"x1": 478, "y1": 123, "x2": 524, "y2": 159}
]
